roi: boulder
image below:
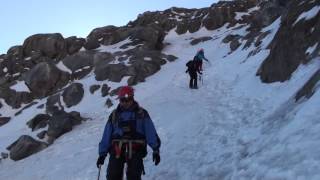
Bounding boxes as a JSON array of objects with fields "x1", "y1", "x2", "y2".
[
  {"x1": 22, "y1": 33, "x2": 67, "y2": 60},
  {"x1": 46, "y1": 94, "x2": 63, "y2": 115},
  {"x1": 101, "y1": 84, "x2": 111, "y2": 97},
  {"x1": 94, "y1": 63, "x2": 128, "y2": 82},
  {"x1": 0, "y1": 117, "x2": 10, "y2": 126},
  {"x1": 89, "y1": 85, "x2": 100, "y2": 94},
  {"x1": 65, "y1": 36, "x2": 85, "y2": 55},
  {"x1": 0, "y1": 87, "x2": 33, "y2": 109},
  {"x1": 84, "y1": 38, "x2": 100, "y2": 50},
  {"x1": 7, "y1": 135, "x2": 48, "y2": 161},
  {"x1": 37, "y1": 131, "x2": 47, "y2": 140},
  {"x1": 105, "y1": 98, "x2": 113, "y2": 108},
  {"x1": 190, "y1": 36, "x2": 213, "y2": 45},
  {"x1": 47, "y1": 110, "x2": 74, "y2": 140},
  {"x1": 62, "y1": 83, "x2": 84, "y2": 108},
  {"x1": 26, "y1": 114, "x2": 50, "y2": 131},
  {"x1": 23, "y1": 62, "x2": 70, "y2": 98}
]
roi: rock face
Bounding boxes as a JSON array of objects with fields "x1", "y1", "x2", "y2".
[
  {"x1": 7, "y1": 135, "x2": 48, "y2": 161},
  {"x1": 23, "y1": 62, "x2": 70, "y2": 98},
  {"x1": 257, "y1": 0, "x2": 320, "y2": 83},
  {"x1": 62, "y1": 83, "x2": 84, "y2": 107}
]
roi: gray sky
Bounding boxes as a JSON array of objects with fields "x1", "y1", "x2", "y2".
[{"x1": 0, "y1": 0, "x2": 218, "y2": 54}]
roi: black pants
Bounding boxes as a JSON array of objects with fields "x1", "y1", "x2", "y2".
[
  {"x1": 189, "y1": 72, "x2": 197, "y2": 88},
  {"x1": 107, "y1": 154, "x2": 144, "y2": 180}
]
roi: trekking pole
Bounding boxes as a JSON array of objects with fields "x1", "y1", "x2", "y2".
[{"x1": 97, "y1": 165, "x2": 101, "y2": 180}]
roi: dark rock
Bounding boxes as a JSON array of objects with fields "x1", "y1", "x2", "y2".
[
  {"x1": 0, "y1": 87, "x2": 33, "y2": 109},
  {"x1": 0, "y1": 117, "x2": 10, "y2": 126},
  {"x1": 101, "y1": 84, "x2": 111, "y2": 97},
  {"x1": 110, "y1": 87, "x2": 122, "y2": 97},
  {"x1": 14, "y1": 101, "x2": 38, "y2": 116},
  {"x1": 26, "y1": 114, "x2": 50, "y2": 131},
  {"x1": 1, "y1": 152, "x2": 8, "y2": 159},
  {"x1": 0, "y1": 101, "x2": 2, "y2": 109},
  {"x1": 90, "y1": 85, "x2": 100, "y2": 94},
  {"x1": 65, "y1": 36, "x2": 85, "y2": 55},
  {"x1": 7, "y1": 135, "x2": 48, "y2": 161},
  {"x1": 69, "y1": 111, "x2": 83, "y2": 126},
  {"x1": 93, "y1": 52, "x2": 114, "y2": 66},
  {"x1": 23, "y1": 62, "x2": 70, "y2": 98},
  {"x1": 47, "y1": 110, "x2": 74, "y2": 140},
  {"x1": 46, "y1": 94, "x2": 63, "y2": 115},
  {"x1": 129, "y1": 26, "x2": 165, "y2": 50},
  {"x1": 257, "y1": 0, "x2": 320, "y2": 83},
  {"x1": 37, "y1": 131, "x2": 47, "y2": 140},
  {"x1": 22, "y1": 33, "x2": 67, "y2": 60},
  {"x1": 190, "y1": 36, "x2": 213, "y2": 45},
  {"x1": 87, "y1": 25, "x2": 119, "y2": 45},
  {"x1": 37, "y1": 104, "x2": 44, "y2": 109},
  {"x1": 295, "y1": 69, "x2": 320, "y2": 102},
  {"x1": 230, "y1": 39, "x2": 241, "y2": 52},
  {"x1": 62, "y1": 51, "x2": 94, "y2": 72},
  {"x1": 62, "y1": 83, "x2": 84, "y2": 108},
  {"x1": 94, "y1": 63, "x2": 128, "y2": 82},
  {"x1": 62, "y1": 51, "x2": 94, "y2": 79},
  {"x1": 84, "y1": 38, "x2": 100, "y2": 50},
  {"x1": 105, "y1": 98, "x2": 113, "y2": 108}
]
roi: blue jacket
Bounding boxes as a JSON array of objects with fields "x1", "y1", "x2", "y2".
[
  {"x1": 99, "y1": 102, "x2": 160, "y2": 157},
  {"x1": 194, "y1": 51, "x2": 209, "y2": 62}
]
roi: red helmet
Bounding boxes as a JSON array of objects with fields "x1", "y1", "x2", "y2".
[{"x1": 118, "y1": 86, "x2": 134, "y2": 98}]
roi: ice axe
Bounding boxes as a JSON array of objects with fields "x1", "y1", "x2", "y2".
[{"x1": 97, "y1": 165, "x2": 101, "y2": 180}]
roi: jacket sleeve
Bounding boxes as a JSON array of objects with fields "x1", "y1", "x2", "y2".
[
  {"x1": 199, "y1": 53, "x2": 209, "y2": 61},
  {"x1": 143, "y1": 110, "x2": 160, "y2": 151},
  {"x1": 98, "y1": 115, "x2": 113, "y2": 156}
]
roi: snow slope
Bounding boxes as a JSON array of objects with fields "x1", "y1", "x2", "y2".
[{"x1": 0, "y1": 18, "x2": 320, "y2": 180}]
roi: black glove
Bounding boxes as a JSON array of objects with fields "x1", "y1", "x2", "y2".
[
  {"x1": 153, "y1": 151, "x2": 160, "y2": 166},
  {"x1": 96, "y1": 155, "x2": 106, "y2": 168}
]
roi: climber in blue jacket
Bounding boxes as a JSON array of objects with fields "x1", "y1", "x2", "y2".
[
  {"x1": 193, "y1": 48, "x2": 209, "y2": 72},
  {"x1": 97, "y1": 86, "x2": 161, "y2": 180}
]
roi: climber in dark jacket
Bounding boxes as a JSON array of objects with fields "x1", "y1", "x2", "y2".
[
  {"x1": 186, "y1": 60, "x2": 202, "y2": 89},
  {"x1": 97, "y1": 86, "x2": 161, "y2": 180}
]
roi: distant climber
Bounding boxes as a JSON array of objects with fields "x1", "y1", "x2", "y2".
[
  {"x1": 186, "y1": 60, "x2": 202, "y2": 89},
  {"x1": 193, "y1": 48, "x2": 209, "y2": 72},
  {"x1": 97, "y1": 86, "x2": 161, "y2": 180}
]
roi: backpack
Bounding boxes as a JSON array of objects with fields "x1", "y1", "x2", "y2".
[
  {"x1": 186, "y1": 60, "x2": 194, "y2": 68},
  {"x1": 109, "y1": 106, "x2": 161, "y2": 157}
]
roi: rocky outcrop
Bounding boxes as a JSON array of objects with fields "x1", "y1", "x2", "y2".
[
  {"x1": 257, "y1": 0, "x2": 320, "y2": 83},
  {"x1": 7, "y1": 135, "x2": 48, "y2": 161},
  {"x1": 23, "y1": 62, "x2": 70, "y2": 98},
  {"x1": 62, "y1": 83, "x2": 84, "y2": 107}
]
